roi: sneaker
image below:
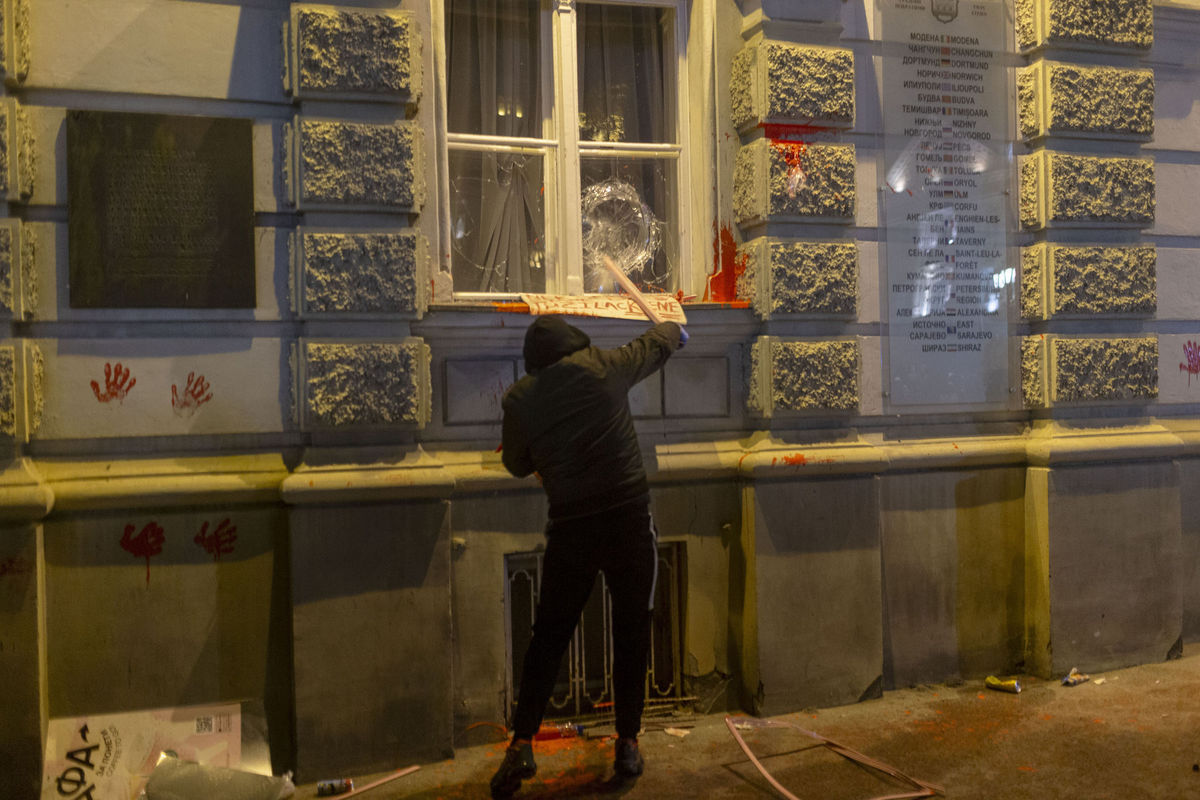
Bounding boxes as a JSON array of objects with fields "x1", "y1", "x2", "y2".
[
  {"x1": 490, "y1": 740, "x2": 536, "y2": 798},
  {"x1": 614, "y1": 737, "x2": 644, "y2": 777}
]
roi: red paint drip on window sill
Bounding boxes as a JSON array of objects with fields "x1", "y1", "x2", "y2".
[{"x1": 707, "y1": 223, "x2": 748, "y2": 302}]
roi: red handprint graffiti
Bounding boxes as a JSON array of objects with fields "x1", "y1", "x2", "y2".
[
  {"x1": 172, "y1": 372, "x2": 213, "y2": 416},
  {"x1": 120, "y1": 521, "x2": 165, "y2": 586},
  {"x1": 1181, "y1": 341, "x2": 1200, "y2": 386},
  {"x1": 90, "y1": 362, "x2": 137, "y2": 403},
  {"x1": 194, "y1": 518, "x2": 237, "y2": 561}
]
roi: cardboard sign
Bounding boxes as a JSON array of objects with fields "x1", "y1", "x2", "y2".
[
  {"x1": 520, "y1": 293, "x2": 688, "y2": 324},
  {"x1": 41, "y1": 702, "x2": 255, "y2": 800}
]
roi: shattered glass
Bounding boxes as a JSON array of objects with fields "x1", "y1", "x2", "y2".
[
  {"x1": 449, "y1": 150, "x2": 546, "y2": 293},
  {"x1": 581, "y1": 179, "x2": 662, "y2": 293},
  {"x1": 580, "y1": 159, "x2": 676, "y2": 294}
]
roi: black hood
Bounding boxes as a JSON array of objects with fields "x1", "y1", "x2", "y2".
[{"x1": 523, "y1": 316, "x2": 591, "y2": 373}]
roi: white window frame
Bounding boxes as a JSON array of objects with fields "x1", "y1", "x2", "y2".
[{"x1": 438, "y1": 0, "x2": 694, "y2": 301}]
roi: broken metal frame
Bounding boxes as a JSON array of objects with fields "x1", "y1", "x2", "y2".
[{"x1": 724, "y1": 716, "x2": 944, "y2": 800}]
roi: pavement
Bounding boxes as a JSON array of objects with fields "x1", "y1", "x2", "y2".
[{"x1": 293, "y1": 645, "x2": 1200, "y2": 799}]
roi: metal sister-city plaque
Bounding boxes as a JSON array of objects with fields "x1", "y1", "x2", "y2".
[
  {"x1": 67, "y1": 110, "x2": 255, "y2": 308},
  {"x1": 879, "y1": 0, "x2": 1014, "y2": 406}
]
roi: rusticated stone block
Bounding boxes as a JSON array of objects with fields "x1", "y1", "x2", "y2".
[
  {"x1": 27, "y1": 341, "x2": 40, "y2": 434},
  {"x1": 730, "y1": 42, "x2": 853, "y2": 132},
  {"x1": 16, "y1": 104, "x2": 30, "y2": 199},
  {"x1": 289, "y1": 7, "x2": 421, "y2": 102},
  {"x1": 1053, "y1": 336, "x2": 1157, "y2": 403},
  {"x1": 304, "y1": 339, "x2": 431, "y2": 428},
  {"x1": 0, "y1": 344, "x2": 13, "y2": 434},
  {"x1": 748, "y1": 336, "x2": 859, "y2": 416},
  {"x1": 1020, "y1": 246, "x2": 1044, "y2": 320},
  {"x1": 1019, "y1": 157, "x2": 1040, "y2": 230},
  {"x1": 1017, "y1": 68, "x2": 1039, "y2": 141},
  {"x1": 1021, "y1": 336, "x2": 1047, "y2": 409},
  {"x1": 0, "y1": 100, "x2": 33, "y2": 201},
  {"x1": 734, "y1": 140, "x2": 855, "y2": 225},
  {"x1": 1019, "y1": 151, "x2": 1154, "y2": 230},
  {"x1": 1018, "y1": 62, "x2": 1153, "y2": 140},
  {"x1": 1055, "y1": 244, "x2": 1154, "y2": 316},
  {"x1": 737, "y1": 237, "x2": 857, "y2": 319},
  {"x1": 291, "y1": 119, "x2": 424, "y2": 211},
  {"x1": 1017, "y1": 0, "x2": 1152, "y2": 52},
  {"x1": 0, "y1": 222, "x2": 13, "y2": 315},
  {"x1": 1022, "y1": 243, "x2": 1155, "y2": 319},
  {"x1": 0, "y1": 0, "x2": 29, "y2": 85},
  {"x1": 20, "y1": 220, "x2": 33, "y2": 317},
  {"x1": 300, "y1": 230, "x2": 428, "y2": 315},
  {"x1": 0, "y1": 103, "x2": 9, "y2": 199}
]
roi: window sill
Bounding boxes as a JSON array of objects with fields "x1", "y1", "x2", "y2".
[{"x1": 428, "y1": 300, "x2": 751, "y2": 314}]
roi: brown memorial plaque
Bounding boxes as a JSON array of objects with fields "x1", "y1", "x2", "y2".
[{"x1": 67, "y1": 110, "x2": 255, "y2": 308}]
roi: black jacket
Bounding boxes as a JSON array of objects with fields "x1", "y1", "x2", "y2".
[{"x1": 502, "y1": 317, "x2": 682, "y2": 520}]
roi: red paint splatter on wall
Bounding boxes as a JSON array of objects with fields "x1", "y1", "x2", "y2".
[
  {"x1": 1181, "y1": 341, "x2": 1200, "y2": 385},
  {"x1": 120, "y1": 521, "x2": 165, "y2": 585},
  {"x1": 706, "y1": 121, "x2": 836, "y2": 303},
  {"x1": 771, "y1": 139, "x2": 809, "y2": 197},
  {"x1": 0, "y1": 555, "x2": 32, "y2": 577},
  {"x1": 771, "y1": 453, "x2": 835, "y2": 467},
  {"x1": 90, "y1": 362, "x2": 137, "y2": 403},
  {"x1": 759, "y1": 122, "x2": 829, "y2": 140},
  {"x1": 172, "y1": 372, "x2": 213, "y2": 415},
  {"x1": 706, "y1": 223, "x2": 748, "y2": 302},
  {"x1": 760, "y1": 121, "x2": 828, "y2": 199},
  {"x1": 194, "y1": 518, "x2": 237, "y2": 562}
]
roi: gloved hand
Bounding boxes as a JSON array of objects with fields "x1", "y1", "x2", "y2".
[{"x1": 677, "y1": 326, "x2": 689, "y2": 349}]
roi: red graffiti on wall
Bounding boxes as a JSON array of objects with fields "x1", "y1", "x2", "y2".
[
  {"x1": 120, "y1": 521, "x2": 165, "y2": 586},
  {"x1": 1181, "y1": 341, "x2": 1200, "y2": 386},
  {"x1": 194, "y1": 518, "x2": 238, "y2": 562},
  {"x1": 0, "y1": 555, "x2": 31, "y2": 577},
  {"x1": 90, "y1": 362, "x2": 137, "y2": 403},
  {"x1": 172, "y1": 372, "x2": 213, "y2": 415}
]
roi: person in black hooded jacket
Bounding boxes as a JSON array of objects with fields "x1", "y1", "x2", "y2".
[{"x1": 490, "y1": 315, "x2": 684, "y2": 798}]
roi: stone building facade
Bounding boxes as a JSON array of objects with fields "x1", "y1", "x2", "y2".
[{"x1": 4, "y1": 0, "x2": 1200, "y2": 793}]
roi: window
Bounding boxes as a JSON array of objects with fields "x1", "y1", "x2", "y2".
[{"x1": 443, "y1": 0, "x2": 692, "y2": 298}]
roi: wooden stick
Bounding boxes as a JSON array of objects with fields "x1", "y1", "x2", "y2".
[
  {"x1": 339, "y1": 765, "x2": 420, "y2": 797},
  {"x1": 601, "y1": 255, "x2": 665, "y2": 324}
]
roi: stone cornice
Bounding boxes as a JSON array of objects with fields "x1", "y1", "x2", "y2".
[
  {"x1": 9, "y1": 422, "x2": 1200, "y2": 515},
  {"x1": 36, "y1": 454, "x2": 289, "y2": 512},
  {"x1": 0, "y1": 458, "x2": 52, "y2": 522},
  {"x1": 281, "y1": 446, "x2": 454, "y2": 504}
]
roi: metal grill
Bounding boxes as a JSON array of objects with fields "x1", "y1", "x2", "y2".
[{"x1": 504, "y1": 541, "x2": 686, "y2": 722}]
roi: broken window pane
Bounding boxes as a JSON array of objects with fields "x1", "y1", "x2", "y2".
[
  {"x1": 580, "y1": 158, "x2": 676, "y2": 294},
  {"x1": 577, "y1": 4, "x2": 671, "y2": 144},
  {"x1": 447, "y1": 0, "x2": 542, "y2": 139},
  {"x1": 449, "y1": 150, "x2": 546, "y2": 293}
]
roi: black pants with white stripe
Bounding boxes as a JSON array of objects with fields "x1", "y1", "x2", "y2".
[{"x1": 511, "y1": 500, "x2": 658, "y2": 741}]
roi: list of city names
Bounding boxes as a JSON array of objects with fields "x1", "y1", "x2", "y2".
[{"x1": 881, "y1": 0, "x2": 1010, "y2": 406}]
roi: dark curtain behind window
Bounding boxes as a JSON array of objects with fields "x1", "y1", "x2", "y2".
[{"x1": 447, "y1": 0, "x2": 545, "y2": 292}]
